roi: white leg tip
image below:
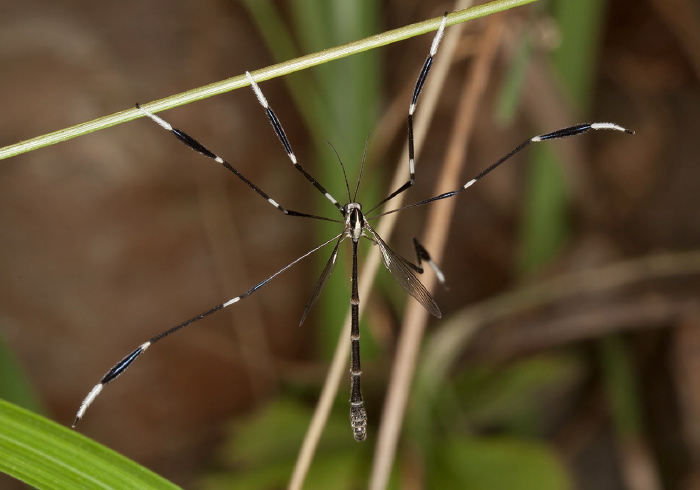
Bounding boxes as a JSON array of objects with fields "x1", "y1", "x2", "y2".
[
  {"x1": 73, "y1": 383, "x2": 104, "y2": 426},
  {"x1": 136, "y1": 105, "x2": 173, "y2": 131},
  {"x1": 246, "y1": 71, "x2": 268, "y2": 108}
]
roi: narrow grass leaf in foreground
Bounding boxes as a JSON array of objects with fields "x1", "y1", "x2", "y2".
[{"x1": 0, "y1": 399, "x2": 181, "y2": 490}]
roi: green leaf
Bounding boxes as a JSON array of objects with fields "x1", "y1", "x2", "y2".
[
  {"x1": 518, "y1": 146, "x2": 571, "y2": 274},
  {"x1": 427, "y1": 436, "x2": 571, "y2": 490},
  {"x1": 0, "y1": 399, "x2": 180, "y2": 490}
]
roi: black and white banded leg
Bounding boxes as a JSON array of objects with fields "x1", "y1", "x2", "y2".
[
  {"x1": 74, "y1": 12, "x2": 632, "y2": 442},
  {"x1": 370, "y1": 14, "x2": 447, "y2": 213},
  {"x1": 75, "y1": 73, "x2": 350, "y2": 427},
  {"x1": 73, "y1": 233, "x2": 343, "y2": 427},
  {"x1": 133, "y1": 103, "x2": 341, "y2": 223},
  {"x1": 370, "y1": 122, "x2": 635, "y2": 219}
]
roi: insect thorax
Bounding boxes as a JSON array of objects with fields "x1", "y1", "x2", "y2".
[{"x1": 344, "y1": 202, "x2": 364, "y2": 241}]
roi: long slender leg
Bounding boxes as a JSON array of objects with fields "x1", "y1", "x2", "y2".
[
  {"x1": 349, "y1": 238, "x2": 367, "y2": 441},
  {"x1": 368, "y1": 13, "x2": 448, "y2": 213},
  {"x1": 372, "y1": 122, "x2": 635, "y2": 218},
  {"x1": 246, "y1": 72, "x2": 345, "y2": 215},
  {"x1": 299, "y1": 235, "x2": 345, "y2": 326},
  {"x1": 137, "y1": 105, "x2": 340, "y2": 224},
  {"x1": 73, "y1": 232, "x2": 342, "y2": 427}
]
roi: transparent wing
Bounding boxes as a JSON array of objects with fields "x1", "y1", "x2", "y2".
[
  {"x1": 299, "y1": 235, "x2": 345, "y2": 326},
  {"x1": 372, "y1": 232, "x2": 441, "y2": 318}
]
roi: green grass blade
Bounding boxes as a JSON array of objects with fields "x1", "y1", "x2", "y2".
[
  {"x1": 0, "y1": 399, "x2": 181, "y2": 490},
  {"x1": 599, "y1": 335, "x2": 643, "y2": 437},
  {"x1": 0, "y1": 0, "x2": 536, "y2": 162},
  {"x1": 519, "y1": 147, "x2": 570, "y2": 273},
  {"x1": 518, "y1": 0, "x2": 607, "y2": 273},
  {"x1": 289, "y1": 0, "x2": 382, "y2": 359}
]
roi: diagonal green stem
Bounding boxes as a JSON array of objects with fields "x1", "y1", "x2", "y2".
[{"x1": 0, "y1": 0, "x2": 535, "y2": 162}]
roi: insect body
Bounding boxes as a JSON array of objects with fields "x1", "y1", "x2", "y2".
[{"x1": 73, "y1": 14, "x2": 632, "y2": 441}]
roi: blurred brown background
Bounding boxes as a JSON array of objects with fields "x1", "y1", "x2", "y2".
[{"x1": 1, "y1": 0, "x2": 699, "y2": 488}]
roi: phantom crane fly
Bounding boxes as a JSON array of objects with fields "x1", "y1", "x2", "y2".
[{"x1": 73, "y1": 14, "x2": 633, "y2": 441}]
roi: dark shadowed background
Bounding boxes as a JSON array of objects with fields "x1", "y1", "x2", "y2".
[{"x1": 1, "y1": 0, "x2": 699, "y2": 488}]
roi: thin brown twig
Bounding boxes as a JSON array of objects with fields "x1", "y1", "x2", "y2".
[
  {"x1": 481, "y1": 296, "x2": 698, "y2": 360},
  {"x1": 416, "y1": 249, "x2": 700, "y2": 407},
  {"x1": 287, "y1": 7, "x2": 467, "y2": 490},
  {"x1": 369, "y1": 12, "x2": 506, "y2": 490}
]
